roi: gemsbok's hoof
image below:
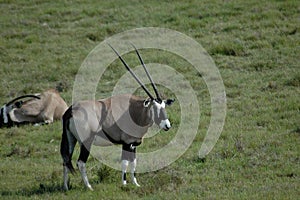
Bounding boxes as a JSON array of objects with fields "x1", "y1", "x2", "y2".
[
  {"x1": 87, "y1": 185, "x2": 94, "y2": 191},
  {"x1": 63, "y1": 186, "x2": 69, "y2": 191},
  {"x1": 133, "y1": 178, "x2": 140, "y2": 187},
  {"x1": 122, "y1": 180, "x2": 127, "y2": 186}
]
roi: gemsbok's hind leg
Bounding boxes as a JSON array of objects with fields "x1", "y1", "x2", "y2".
[
  {"x1": 77, "y1": 138, "x2": 94, "y2": 191},
  {"x1": 61, "y1": 129, "x2": 77, "y2": 191},
  {"x1": 77, "y1": 160, "x2": 93, "y2": 191},
  {"x1": 121, "y1": 144, "x2": 140, "y2": 187},
  {"x1": 130, "y1": 158, "x2": 140, "y2": 187},
  {"x1": 63, "y1": 165, "x2": 69, "y2": 190}
]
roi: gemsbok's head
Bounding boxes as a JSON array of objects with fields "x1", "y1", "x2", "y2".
[{"x1": 109, "y1": 43, "x2": 175, "y2": 131}]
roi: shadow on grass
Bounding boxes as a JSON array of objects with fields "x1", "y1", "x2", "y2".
[
  {"x1": 1, "y1": 183, "x2": 63, "y2": 197},
  {"x1": 123, "y1": 170, "x2": 184, "y2": 197}
]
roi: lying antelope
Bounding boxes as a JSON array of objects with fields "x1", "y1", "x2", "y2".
[
  {"x1": 0, "y1": 89, "x2": 68, "y2": 127},
  {"x1": 60, "y1": 45, "x2": 174, "y2": 191}
]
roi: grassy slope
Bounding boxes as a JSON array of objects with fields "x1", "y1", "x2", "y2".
[{"x1": 0, "y1": 0, "x2": 299, "y2": 199}]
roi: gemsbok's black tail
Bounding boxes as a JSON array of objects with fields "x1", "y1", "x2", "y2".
[{"x1": 60, "y1": 106, "x2": 76, "y2": 174}]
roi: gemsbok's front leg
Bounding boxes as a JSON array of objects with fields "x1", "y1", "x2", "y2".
[
  {"x1": 121, "y1": 144, "x2": 140, "y2": 187},
  {"x1": 130, "y1": 158, "x2": 140, "y2": 187},
  {"x1": 121, "y1": 159, "x2": 129, "y2": 185}
]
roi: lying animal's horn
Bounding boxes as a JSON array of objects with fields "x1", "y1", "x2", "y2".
[
  {"x1": 131, "y1": 44, "x2": 162, "y2": 101},
  {"x1": 108, "y1": 43, "x2": 155, "y2": 100},
  {"x1": 6, "y1": 95, "x2": 41, "y2": 106}
]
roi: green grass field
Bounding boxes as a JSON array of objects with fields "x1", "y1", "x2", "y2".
[{"x1": 0, "y1": 0, "x2": 299, "y2": 199}]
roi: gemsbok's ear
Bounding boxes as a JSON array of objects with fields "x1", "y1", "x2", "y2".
[
  {"x1": 143, "y1": 99, "x2": 151, "y2": 107},
  {"x1": 165, "y1": 99, "x2": 175, "y2": 106}
]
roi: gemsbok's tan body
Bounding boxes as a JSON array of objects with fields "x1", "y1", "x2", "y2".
[{"x1": 60, "y1": 45, "x2": 174, "y2": 191}]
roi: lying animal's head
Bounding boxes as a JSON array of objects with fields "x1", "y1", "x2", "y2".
[{"x1": 0, "y1": 95, "x2": 40, "y2": 128}]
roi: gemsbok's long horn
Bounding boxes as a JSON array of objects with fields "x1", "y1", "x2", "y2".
[
  {"x1": 6, "y1": 95, "x2": 41, "y2": 106},
  {"x1": 108, "y1": 43, "x2": 155, "y2": 100},
  {"x1": 131, "y1": 44, "x2": 162, "y2": 101}
]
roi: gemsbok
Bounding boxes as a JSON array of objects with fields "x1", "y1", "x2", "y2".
[
  {"x1": 60, "y1": 44, "x2": 174, "y2": 191},
  {"x1": 0, "y1": 89, "x2": 68, "y2": 127}
]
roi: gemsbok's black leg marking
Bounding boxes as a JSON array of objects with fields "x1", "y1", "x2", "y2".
[{"x1": 121, "y1": 143, "x2": 140, "y2": 186}]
